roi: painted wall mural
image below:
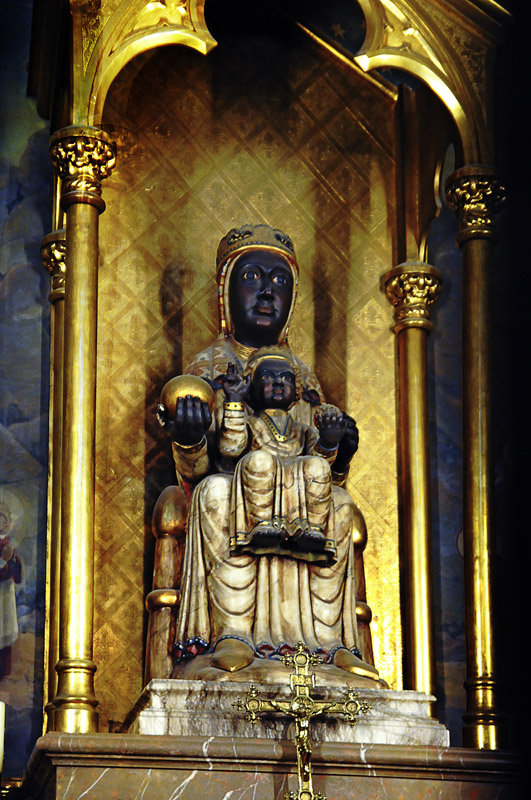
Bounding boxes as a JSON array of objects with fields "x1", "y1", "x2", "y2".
[{"x1": 0, "y1": 1, "x2": 51, "y2": 779}]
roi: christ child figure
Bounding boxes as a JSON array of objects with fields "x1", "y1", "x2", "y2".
[{"x1": 218, "y1": 347, "x2": 346, "y2": 565}]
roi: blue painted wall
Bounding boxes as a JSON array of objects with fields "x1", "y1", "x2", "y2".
[{"x1": 0, "y1": 0, "x2": 51, "y2": 778}]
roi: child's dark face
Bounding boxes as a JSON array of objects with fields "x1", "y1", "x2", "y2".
[{"x1": 251, "y1": 358, "x2": 297, "y2": 410}]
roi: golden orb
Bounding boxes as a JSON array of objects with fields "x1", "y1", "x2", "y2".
[{"x1": 160, "y1": 374, "x2": 215, "y2": 416}]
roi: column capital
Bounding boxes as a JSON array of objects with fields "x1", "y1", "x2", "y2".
[
  {"x1": 41, "y1": 229, "x2": 66, "y2": 302},
  {"x1": 381, "y1": 262, "x2": 441, "y2": 333},
  {"x1": 445, "y1": 165, "x2": 505, "y2": 245},
  {"x1": 49, "y1": 126, "x2": 116, "y2": 213}
]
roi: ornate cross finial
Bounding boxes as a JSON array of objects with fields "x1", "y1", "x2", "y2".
[{"x1": 233, "y1": 642, "x2": 371, "y2": 800}]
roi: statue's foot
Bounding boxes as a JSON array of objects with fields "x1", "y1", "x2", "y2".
[
  {"x1": 250, "y1": 521, "x2": 287, "y2": 548},
  {"x1": 334, "y1": 648, "x2": 380, "y2": 681},
  {"x1": 211, "y1": 638, "x2": 255, "y2": 673},
  {"x1": 295, "y1": 527, "x2": 326, "y2": 552}
]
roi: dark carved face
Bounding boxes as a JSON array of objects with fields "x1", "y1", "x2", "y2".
[
  {"x1": 228, "y1": 250, "x2": 294, "y2": 347},
  {"x1": 250, "y1": 358, "x2": 297, "y2": 410}
]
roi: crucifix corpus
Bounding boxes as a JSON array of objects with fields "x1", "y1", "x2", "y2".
[{"x1": 233, "y1": 641, "x2": 372, "y2": 800}]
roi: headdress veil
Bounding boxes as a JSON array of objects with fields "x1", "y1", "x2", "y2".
[{"x1": 216, "y1": 224, "x2": 299, "y2": 345}]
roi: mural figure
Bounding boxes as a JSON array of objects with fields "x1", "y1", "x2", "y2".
[
  {"x1": 155, "y1": 224, "x2": 380, "y2": 684},
  {"x1": 0, "y1": 503, "x2": 22, "y2": 681}
]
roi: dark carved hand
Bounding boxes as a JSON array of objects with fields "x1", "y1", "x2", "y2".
[
  {"x1": 301, "y1": 387, "x2": 322, "y2": 407},
  {"x1": 315, "y1": 407, "x2": 345, "y2": 449},
  {"x1": 157, "y1": 395, "x2": 212, "y2": 446},
  {"x1": 221, "y1": 362, "x2": 250, "y2": 403},
  {"x1": 333, "y1": 412, "x2": 359, "y2": 472}
]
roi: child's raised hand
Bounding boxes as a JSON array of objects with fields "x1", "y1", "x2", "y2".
[{"x1": 222, "y1": 363, "x2": 250, "y2": 403}]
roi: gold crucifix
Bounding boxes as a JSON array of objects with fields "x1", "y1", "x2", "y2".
[{"x1": 233, "y1": 642, "x2": 371, "y2": 800}]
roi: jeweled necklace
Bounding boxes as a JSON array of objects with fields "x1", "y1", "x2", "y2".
[{"x1": 259, "y1": 409, "x2": 293, "y2": 443}]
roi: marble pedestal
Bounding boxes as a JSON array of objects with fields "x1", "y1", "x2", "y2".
[
  {"x1": 124, "y1": 678, "x2": 450, "y2": 746},
  {"x1": 24, "y1": 680, "x2": 526, "y2": 800},
  {"x1": 22, "y1": 733, "x2": 524, "y2": 800}
]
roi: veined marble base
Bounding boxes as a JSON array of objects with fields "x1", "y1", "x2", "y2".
[
  {"x1": 23, "y1": 732, "x2": 524, "y2": 800},
  {"x1": 124, "y1": 678, "x2": 450, "y2": 746}
]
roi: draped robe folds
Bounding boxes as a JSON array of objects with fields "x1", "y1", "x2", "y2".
[
  {"x1": 172, "y1": 338, "x2": 362, "y2": 663},
  {"x1": 220, "y1": 407, "x2": 338, "y2": 564},
  {"x1": 174, "y1": 472, "x2": 359, "y2": 661}
]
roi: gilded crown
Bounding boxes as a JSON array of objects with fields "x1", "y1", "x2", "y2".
[{"x1": 216, "y1": 224, "x2": 297, "y2": 273}]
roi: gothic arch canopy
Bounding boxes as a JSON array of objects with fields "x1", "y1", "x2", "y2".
[
  {"x1": 72, "y1": 1, "x2": 217, "y2": 124},
  {"x1": 353, "y1": 0, "x2": 509, "y2": 161},
  {"x1": 73, "y1": 0, "x2": 509, "y2": 162}
]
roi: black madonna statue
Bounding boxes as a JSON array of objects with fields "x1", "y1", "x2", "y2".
[{"x1": 153, "y1": 224, "x2": 383, "y2": 687}]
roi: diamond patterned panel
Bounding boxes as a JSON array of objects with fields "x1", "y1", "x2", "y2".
[{"x1": 96, "y1": 30, "x2": 401, "y2": 730}]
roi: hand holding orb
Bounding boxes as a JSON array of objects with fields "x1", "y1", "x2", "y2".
[{"x1": 158, "y1": 375, "x2": 215, "y2": 446}]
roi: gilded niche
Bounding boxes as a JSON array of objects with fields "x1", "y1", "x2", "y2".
[{"x1": 95, "y1": 34, "x2": 400, "y2": 727}]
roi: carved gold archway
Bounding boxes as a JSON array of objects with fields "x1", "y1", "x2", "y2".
[
  {"x1": 74, "y1": 0, "x2": 509, "y2": 161},
  {"x1": 74, "y1": 1, "x2": 216, "y2": 124},
  {"x1": 354, "y1": 0, "x2": 508, "y2": 162}
]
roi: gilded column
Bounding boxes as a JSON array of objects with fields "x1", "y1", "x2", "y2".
[
  {"x1": 40, "y1": 229, "x2": 66, "y2": 729},
  {"x1": 49, "y1": 127, "x2": 116, "y2": 733},
  {"x1": 445, "y1": 165, "x2": 505, "y2": 750},
  {"x1": 381, "y1": 262, "x2": 441, "y2": 701}
]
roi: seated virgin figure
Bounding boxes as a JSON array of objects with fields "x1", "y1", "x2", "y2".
[{"x1": 155, "y1": 224, "x2": 382, "y2": 685}]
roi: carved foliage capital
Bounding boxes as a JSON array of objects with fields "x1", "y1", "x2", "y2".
[
  {"x1": 445, "y1": 166, "x2": 505, "y2": 244},
  {"x1": 382, "y1": 263, "x2": 441, "y2": 333},
  {"x1": 40, "y1": 230, "x2": 67, "y2": 302},
  {"x1": 50, "y1": 126, "x2": 116, "y2": 209}
]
